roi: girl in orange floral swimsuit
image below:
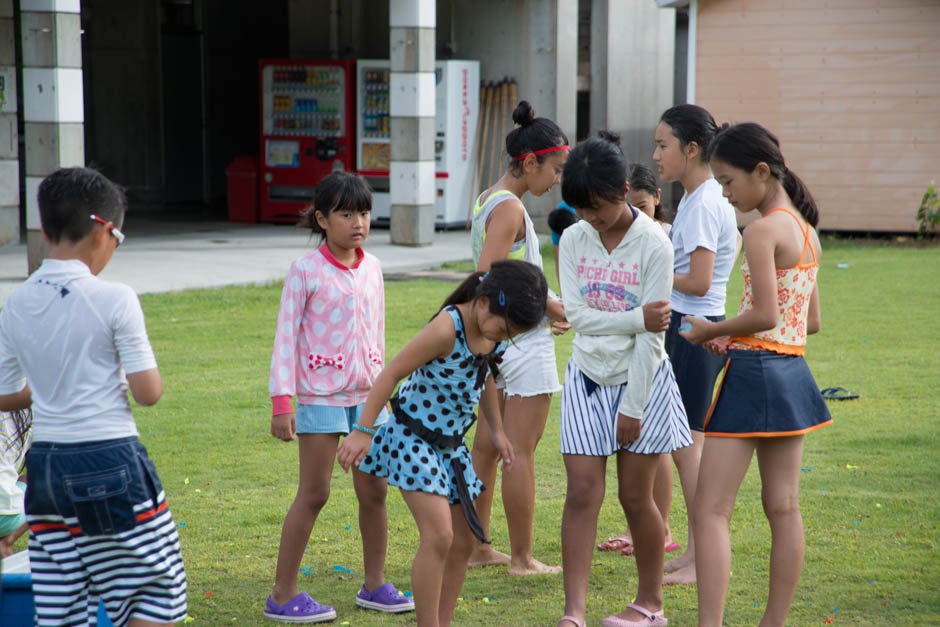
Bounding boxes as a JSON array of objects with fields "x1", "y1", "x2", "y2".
[{"x1": 679, "y1": 122, "x2": 832, "y2": 627}]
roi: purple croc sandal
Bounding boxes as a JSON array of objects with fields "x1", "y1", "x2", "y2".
[
  {"x1": 264, "y1": 592, "x2": 336, "y2": 623},
  {"x1": 355, "y1": 582, "x2": 415, "y2": 613}
]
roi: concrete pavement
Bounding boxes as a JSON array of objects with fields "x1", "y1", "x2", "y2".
[{"x1": 0, "y1": 219, "x2": 475, "y2": 307}]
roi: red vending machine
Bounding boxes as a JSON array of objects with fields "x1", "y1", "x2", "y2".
[{"x1": 258, "y1": 59, "x2": 356, "y2": 222}]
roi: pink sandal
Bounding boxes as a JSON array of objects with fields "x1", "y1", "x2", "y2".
[
  {"x1": 557, "y1": 616, "x2": 585, "y2": 627},
  {"x1": 597, "y1": 533, "x2": 633, "y2": 552},
  {"x1": 601, "y1": 603, "x2": 667, "y2": 626}
]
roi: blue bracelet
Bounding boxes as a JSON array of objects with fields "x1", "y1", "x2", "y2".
[{"x1": 352, "y1": 423, "x2": 376, "y2": 436}]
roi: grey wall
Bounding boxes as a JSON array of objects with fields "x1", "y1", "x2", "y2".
[{"x1": 590, "y1": 0, "x2": 676, "y2": 214}]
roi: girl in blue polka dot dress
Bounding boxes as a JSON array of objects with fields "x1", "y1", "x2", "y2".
[{"x1": 338, "y1": 260, "x2": 548, "y2": 626}]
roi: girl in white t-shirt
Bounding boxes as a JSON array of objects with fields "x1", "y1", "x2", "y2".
[
  {"x1": 651, "y1": 104, "x2": 740, "y2": 585},
  {"x1": 556, "y1": 131, "x2": 692, "y2": 627}
]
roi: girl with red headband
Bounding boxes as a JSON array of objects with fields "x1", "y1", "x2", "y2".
[{"x1": 468, "y1": 100, "x2": 570, "y2": 575}]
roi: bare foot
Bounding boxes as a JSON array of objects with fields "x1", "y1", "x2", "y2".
[
  {"x1": 663, "y1": 562, "x2": 696, "y2": 585},
  {"x1": 664, "y1": 551, "x2": 694, "y2": 573},
  {"x1": 508, "y1": 558, "x2": 562, "y2": 575},
  {"x1": 468, "y1": 546, "x2": 511, "y2": 567}
]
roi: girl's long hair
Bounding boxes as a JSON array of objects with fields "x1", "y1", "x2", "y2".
[
  {"x1": 2, "y1": 409, "x2": 32, "y2": 471},
  {"x1": 708, "y1": 122, "x2": 819, "y2": 227},
  {"x1": 437, "y1": 260, "x2": 547, "y2": 334}
]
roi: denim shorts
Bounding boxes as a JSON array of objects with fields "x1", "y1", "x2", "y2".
[
  {"x1": 26, "y1": 437, "x2": 164, "y2": 535},
  {"x1": 295, "y1": 402, "x2": 389, "y2": 435},
  {"x1": 25, "y1": 437, "x2": 188, "y2": 625}
]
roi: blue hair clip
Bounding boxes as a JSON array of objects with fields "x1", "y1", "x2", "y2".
[{"x1": 498, "y1": 290, "x2": 506, "y2": 306}]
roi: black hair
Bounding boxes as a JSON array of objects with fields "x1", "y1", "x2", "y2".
[
  {"x1": 707, "y1": 122, "x2": 819, "y2": 227},
  {"x1": 506, "y1": 100, "x2": 569, "y2": 175},
  {"x1": 438, "y1": 260, "x2": 547, "y2": 334},
  {"x1": 38, "y1": 167, "x2": 127, "y2": 244},
  {"x1": 2, "y1": 409, "x2": 31, "y2": 465},
  {"x1": 561, "y1": 130, "x2": 628, "y2": 209},
  {"x1": 659, "y1": 104, "x2": 719, "y2": 163},
  {"x1": 547, "y1": 206, "x2": 579, "y2": 237},
  {"x1": 298, "y1": 171, "x2": 372, "y2": 240},
  {"x1": 628, "y1": 163, "x2": 666, "y2": 222}
]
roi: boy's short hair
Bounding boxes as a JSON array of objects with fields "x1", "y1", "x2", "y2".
[
  {"x1": 547, "y1": 206, "x2": 579, "y2": 236},
  {"x1": 38, "y1": 167, "x2": 127, "y2": 244}
]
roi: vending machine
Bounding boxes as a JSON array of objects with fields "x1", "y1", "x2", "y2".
[
  {"x1": 355, "y1": 60, "x2": 392, "y2": 217},
  {"x1": 258, "y1": 59, "x2": 356, "y2": 222},
  {"x1": 355, "y1": 59, "x2": 479, "y2": 228}
]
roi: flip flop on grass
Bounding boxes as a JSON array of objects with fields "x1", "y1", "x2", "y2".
[
  {"x1": 821, "y1": 387, "x2": 859, "y2": 401},
  {"x1": 597, "y1": 534, "x2": 633, "y2": 552}
]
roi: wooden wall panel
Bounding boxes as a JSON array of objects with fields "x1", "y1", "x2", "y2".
[{"x1": 696, "y1": 0, "x2": 940, "y2": 231}]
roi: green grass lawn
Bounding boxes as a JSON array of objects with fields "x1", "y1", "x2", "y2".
[{"x1": 12, "y1": 239, "x2": 938, "y2": 625}]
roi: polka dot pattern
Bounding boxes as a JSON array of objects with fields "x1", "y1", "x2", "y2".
[
  {"x1": 269, "y1": 246, "x2": 385, "y2": 407},
  {"x1": 359, "y1": 307, "x2": 504, "y2": 502}
]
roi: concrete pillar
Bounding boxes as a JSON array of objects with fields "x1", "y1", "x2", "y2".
[
  {"x1": 590, "y1": 0, "x2": 674, "y2": 167},
  {"x1": 21, "y1": 0, "x2": 84, "y2": 274},
  {"x1": 0, "y1": 0, "x2": 18, "y2": 246},
  {"x1": 388, "y1": 0, "x2": 434, "y2": 246}
]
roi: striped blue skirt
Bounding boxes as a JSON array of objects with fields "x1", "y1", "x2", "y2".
[{"x1": 560, "y1": 357, "x2": 693, "y2": 456}]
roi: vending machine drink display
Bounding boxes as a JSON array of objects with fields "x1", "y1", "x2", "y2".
[
  {"x1": 259, "y1": 59, "x2": 355, "y2": 222},
  {"x1": 355, "y1": 59, "x2": 479, "y2": 228},
  {"x1": 356, "y1": 61, "x2": 392, "y2": 209}
]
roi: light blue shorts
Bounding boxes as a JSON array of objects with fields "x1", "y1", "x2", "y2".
[
  {"x1": 0, "y1": 481, "x2": 26, "y2": 537},
  {"x1": 296, "y1": 402, "x2": 389, "y2": 435}
]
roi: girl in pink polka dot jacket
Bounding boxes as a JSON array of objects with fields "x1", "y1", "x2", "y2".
[{"x1": 264, "y1": 172, "x2": 413, "y2": 624}]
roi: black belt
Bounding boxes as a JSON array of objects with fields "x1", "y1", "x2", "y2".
[{"x1": 389, "y1": 396, "x2": 489, "y2": 544}]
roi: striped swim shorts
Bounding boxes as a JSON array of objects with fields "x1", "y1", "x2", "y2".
[
  {"x1": 25, "y1": 437, "x2": 188, "y2": 626},
  {"x1": 560, "y1": 357, "x2": 693, "y2": 456}
]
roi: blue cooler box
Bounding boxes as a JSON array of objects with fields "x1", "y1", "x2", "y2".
[{"x1": 1, "y1": 551, "x2": 112, "y2": 625}]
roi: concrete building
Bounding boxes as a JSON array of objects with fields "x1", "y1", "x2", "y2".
[{"x1": 0, "y1": 0, "x2": 687, "y2": 269}]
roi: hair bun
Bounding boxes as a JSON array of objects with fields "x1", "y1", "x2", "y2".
[
  {"x1": 512, "y1": 100, "x2": 536, "y2": 127},
  {"x1": 598, "y1": 129, "x2": 622, "y2": 146},
  {"x1": 718, "y1": 122, "x2": 731, "y2": 132}
]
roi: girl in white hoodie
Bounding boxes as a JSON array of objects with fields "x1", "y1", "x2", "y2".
[{"x1": 556, "y1": 132, "x2": 692, "y2": 627}]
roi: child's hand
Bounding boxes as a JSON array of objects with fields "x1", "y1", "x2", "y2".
[
  {"x1": 337, "y1": 431, "x2": 373, "y2": 472},
  {"x1": 642, "y1": 300, "x2": 672, "y2": 332},
  {"x1": 704, "y1": 336, "x2": 730, "y2": 356},
  {"x1": 490, "y1": 430, "x2": 514, "y2": 471},
  {"x1": 550, "y1": 320, "x2": 572, "y2": 335},
  {"x1": 678, "y1": 315, "x2": 711, "y2": 345},
  {"x1": 616, "y1": 413, "x2": 641, "y2": 447},
  {"x1": 271, "y1": 412, "x2": 296, "y2": 441}
]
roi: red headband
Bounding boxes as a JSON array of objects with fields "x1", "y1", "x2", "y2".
[{"x1": 510, "y1": 145, "x2": 570, "y2": 162}]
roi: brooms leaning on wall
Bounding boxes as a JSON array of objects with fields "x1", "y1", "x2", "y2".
[{"x1": 466, "y1": 77, "x2": 518, "y2": 228}]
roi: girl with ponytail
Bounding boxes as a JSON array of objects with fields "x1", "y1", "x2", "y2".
[
  {"x1": 467, "y1": 100, "x2": 570, "y2": 574},
  {"x1": 338, "y1": 260, "x2": 548, "y2": 626},
  {"x1": 646, "y1": 104, "x2": 741, "y2": 585},
  {"x1": 679, "y1": 122, "x2": 831, "y2": 626}
]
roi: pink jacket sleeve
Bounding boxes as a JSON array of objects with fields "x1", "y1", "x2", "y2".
[{"x1": 269, "y1": 260, "x2": 308, "y2": 410}]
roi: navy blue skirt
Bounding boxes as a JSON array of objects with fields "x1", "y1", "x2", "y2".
[
  {"x1": 704, "y1": 349, "x2": 832, "y2": 437},
  {"x1": 665, "y1": 310, "x2": 726, "y2": 431}
]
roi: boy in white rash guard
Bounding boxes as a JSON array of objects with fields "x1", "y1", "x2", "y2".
[{"x1": 0, "y1": 168, "x2": 187, "y2": 626}]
